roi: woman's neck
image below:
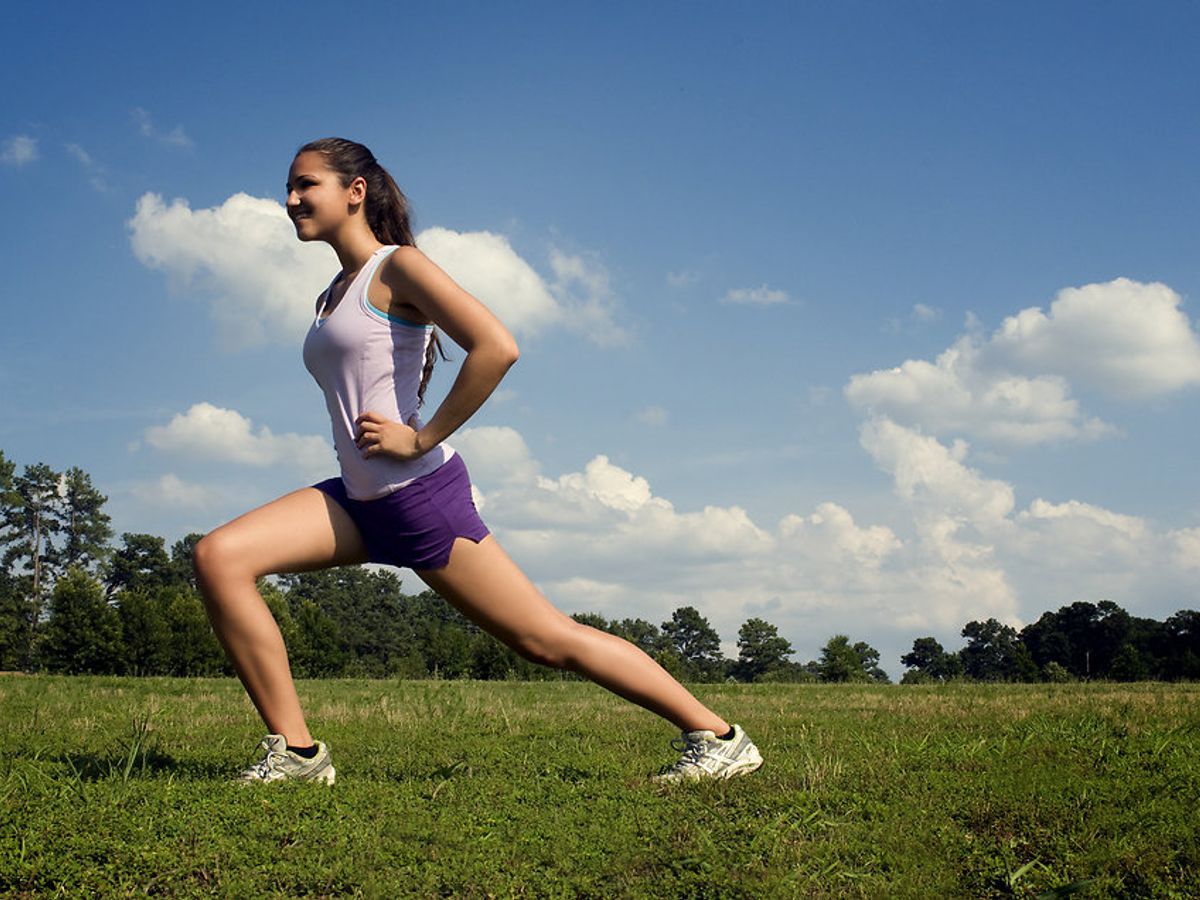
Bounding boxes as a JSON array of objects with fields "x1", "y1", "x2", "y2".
[{"x1": 327, "y1": 226, "x2": 385, "y2": 279}]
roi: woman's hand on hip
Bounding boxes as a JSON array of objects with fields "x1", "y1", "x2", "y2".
[{"x1": 355, "y1": 411, "x2": 427, "y2": 461}]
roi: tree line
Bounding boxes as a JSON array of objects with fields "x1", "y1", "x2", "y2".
[
  {"x1": 899, "y1": 603, "x2": 1200, "y2": 683},
  {"x1": 2, "y1": 451, "x2": 1197, "y2": 683}
]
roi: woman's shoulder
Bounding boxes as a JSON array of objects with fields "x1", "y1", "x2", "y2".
[
  {"x1": 381, "y1": 243, "x2": 429, "y2": 273},
  {"x1": 379, "y1": 244, "x2": 452, "y2": 292}
]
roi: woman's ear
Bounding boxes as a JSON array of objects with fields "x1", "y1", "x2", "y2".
[{"x1": 348, "y1": 175, "x2": 368, "y2": 205}]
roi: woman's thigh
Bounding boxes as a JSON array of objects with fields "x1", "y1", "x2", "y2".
[
  {"x1": 415, "y1": 535, "x2": 574, "y2": 644},
  {"x1": 197, "y1": 486, "x2": 370, "y2": 580}
]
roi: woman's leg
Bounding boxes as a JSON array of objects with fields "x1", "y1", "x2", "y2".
[
  {"x1": 193, "y1": 487, "x2": 369, "y2": 745},
  {"x1": 416, "y1": 536, "x2": 730, "y2": 734}
]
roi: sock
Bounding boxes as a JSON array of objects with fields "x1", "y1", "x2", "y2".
[
  {"x1": 717, "y1": 726, "x2": 736, "y2": 741},
  {"x1": 288, "y1": 743, "x2": 319, "y2": 758}
]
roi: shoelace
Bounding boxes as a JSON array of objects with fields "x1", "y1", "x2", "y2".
[
  {"x1": 250, "y1": 742, "x2": 286, "y2": 779},
  {"x1": 658, "y1": 735, "x2": 708, "y2": 775}
]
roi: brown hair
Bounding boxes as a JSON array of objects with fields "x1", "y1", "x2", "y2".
[{"x1": 297, "y1": 137, "x2": 447, "y2": 406}]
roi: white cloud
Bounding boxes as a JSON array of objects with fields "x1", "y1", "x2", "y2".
[
  {"x1": 1169, "y1": 528, "x2": 1200, "y2": 571},
  {"x1": 847, "y1": 278, "x2": 1200, "y2": 447},
  {"x1": 65, "y1": 143, "x2": 93, "y2": 167},
  {"x1": 135, "y1": 408, "x2": 1178, "y2": 676},
  {"x1": 847, "y1": 339, "x2": 1102, "y2": 446},
  {"x1": 635, "y1": 406, "x2": 668, "y2": 427},
  {"x1": 128, "y1": 191, "x2": 333, "y2": 348},
  {"x1": 1, "y1": 135, "x2": 38, "y2": 166},
  {"x1": 779, "y1": 502, "x2": 900, "y2": 569},
  {"x1": 859, "y1": 417, "x2": 1014, "y2": 526},
  {"x1": 419, "y1": 230, "x2": 626, "y2": 347},
  {"x1": 128, "y1": 196, "x2": 623, "y2": 350},
  {"x1": 721, "y1": 284, "x2": 789, "y2": 306},
  {"x1": 452, "y1": 426, "x2": 542, "y2": 487},
  {"x1": 417, "y1": 227, "x2": 562, "y2": 337},
  {"x1": 448, "y1": 422, "x2": 1039, "y2": 661},
  {"x1": 912, "y1": 303, "x2": 940, "y2": 321},
  {"x1": 667, "y1": 270, "x2": 701, "y2": 288},
  {"x1": 988, "y1": 278, "x2": 1200, "y2": 398},
  {"x1": 131, "y1": 107, "x2": 193, "y2": 148},
  {"x1": 144, "y1": 402, "x2": 334, "y2": 477},
  {"x1": 130, "y1": 474, "x2": 221, "y2": 510},
  {"x1": 1019, "y1": 498, "x2": 1146, "y2": 540},
  {"x1": 65, "y1": 142, "x2": 109, "y2": 192},
  {"x1": 547, "y1": 246, "x2": 628, "y2": 346},
  {"x1": 540, "y1": 455, "x2": 657, "y2": 514},
  {"x1": 853, "y1": 415, "x2": 1200, "y2": 636}
]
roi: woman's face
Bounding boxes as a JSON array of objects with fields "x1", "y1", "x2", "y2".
[{"x1": 286, "y1": 151, "x2": 360, "y2": 241}]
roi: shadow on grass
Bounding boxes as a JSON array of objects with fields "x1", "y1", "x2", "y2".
[{"x1": 53, "y1": 749, "x2": 227, "y2": 781}]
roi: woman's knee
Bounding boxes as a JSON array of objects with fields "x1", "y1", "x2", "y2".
[
  {"x1": 193, "y1": 528, "x2": 254, "y2": 586},
  {"x1": 512, "y1": 621, "x2": 589, "y2": 670}
]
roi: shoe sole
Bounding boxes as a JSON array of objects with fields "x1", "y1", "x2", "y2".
[
  {"x1": 234, "y1": 763, "x2": 336, "y2": 785},
  {"x1": 651, "y1": 753, "x2": 764, "y2": 783},
  {"x1": 720, "y1": 755, "x2": 763, "y2": 778}
]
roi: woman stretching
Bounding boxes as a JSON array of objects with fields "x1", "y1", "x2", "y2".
[{"x1": 193, "y1": 137, "x2": 762, "y2": 784}]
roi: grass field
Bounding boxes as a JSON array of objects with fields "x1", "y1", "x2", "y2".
[{"x1": 1, "y1": 676, "x2": 1197, "y2": 898}]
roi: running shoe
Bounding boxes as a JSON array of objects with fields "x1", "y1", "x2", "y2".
[
  {"x1": 651, "y1": 724, "x2": 763, "y2": 783},
  {"x1": 235, "y1": 733, "x2": 336, "y2": 785}
]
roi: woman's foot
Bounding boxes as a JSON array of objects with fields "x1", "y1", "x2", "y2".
[
  {"x1": 236, "y1": 734, "x2": 336, "y2": 785},
  {"x1": 651, "y1": 724, "x2": 763, "y2": 782}
]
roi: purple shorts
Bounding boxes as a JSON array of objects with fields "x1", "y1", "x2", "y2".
[{"x1": 312, "y1": 453, "x2": 490, "y2": 571}]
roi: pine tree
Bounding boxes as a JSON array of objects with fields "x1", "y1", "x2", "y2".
[
  {"x1": 39, "y1": 567, "x2": 123, "y2": 674},
  {"x1": 57, "y1": 467, "x2": 112, "y2": 575},
  {"x1": 2, "y1": 464, "x2": 64, "y2": 613},
  {"x1": 661, "y1": 606, "x2": 723, "y2": 680},
  {"x1": 735, "y1": 617, "x2": 794, "y2": 681}
]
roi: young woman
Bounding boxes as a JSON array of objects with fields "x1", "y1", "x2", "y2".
[{"x1": 193, "y1": 137, "x2": 762, "y2": 784}]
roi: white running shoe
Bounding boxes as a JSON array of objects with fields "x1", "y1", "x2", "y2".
[
  {"x1": 236, "y1": 734, "x2": 336, "y2": 785},
  {"x1": 652, "y1": 724, "x2": 763, "y2": 783}
]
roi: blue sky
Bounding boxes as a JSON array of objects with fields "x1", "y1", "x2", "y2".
[{"x1": 4, "y1": 2, "x2": 1200, "y2": 677}]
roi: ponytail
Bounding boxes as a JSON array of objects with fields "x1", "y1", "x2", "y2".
[
  {"x1": 298, "y1": 137, "x2": 416, "y2": 246},
  {"x1": 298, "y1": 137, "x2": 446, "y2": 404}
]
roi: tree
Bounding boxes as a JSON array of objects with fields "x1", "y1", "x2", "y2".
[
  {"x1": 0, "y1": 568, "x2": 33, "y2": 670},
  {"x1": 262, "y1": 581, "x2": 302, "y2": 665},
  {"x1": 570, "y1": 612, "x2": 611, "y2": 631},
  {"x1": 1109, "y1": 643, "x2": 1149, "y2": 682},
  {"x1": 2, "y1": 463, "x2": 65, "y2": 623},
  {"x1": 170, "y1": 533, "x2": 204, "y2": 589},
  {"x1": 817, "y1": 635, "x2": 870, "y2": 683},
  {"x1": 853, "y1": 640, "x2": 892, "y2": 684},
  {"x1": 960, "y1": 618, "x2": 1035, "y2": 681},
  {"x1": 812, "y1": 635, "x2": 890, "y2": 683},
  {"x1": 0, "y1": 449, "x2": 18, "y2": 548},
  {"x1": 57, "y1": 467, "x2": 112, "y2": 575},
  {"x1": 1021, "y1": 600, "x2": 1136, "y2": 679},
  {"x1": 661, "y1": 606, "x2": 723, "y2": 680},
  {"x1": 610, "y1": 617, "x2": 664, "y2": 655},
  {"x1": 281, "y1": 567, "x2": 416, "y2": 675},
  {"x1": 1, "y1": 461, "x2": 112, "y2": 660},
  {"x1": 1159, "y1": 610, "x2": 1200, "y2": 680},
  {"x1": 39, "y1": 567, "x2": 123, "y2": 674},
  {"x1": 105, "y1": 533, "x2": 176, "y2": 597},
  {"x1": 901, "y1": 636, "x2": 963, "y2": 682},
  {"x1": 289, "y1": 598, "x2": 346, "y2": 678},
  {"x1": 735, "y1": 618, "x2": 794, "y2": 681},
  {"x1": 164, "y1": 587, "x2": 227, "y2": 676},
  {"x1": 118, "y1": 589, "x2": 173, "y2": 675}
]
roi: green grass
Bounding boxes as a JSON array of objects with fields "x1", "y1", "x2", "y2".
[{"x1": 1, "y1": 676, "x2": 1198, "y2": 897}]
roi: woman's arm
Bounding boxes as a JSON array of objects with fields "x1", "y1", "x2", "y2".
[{"x1": 355, "y1": 245, "x2": 519, "y2": 461}]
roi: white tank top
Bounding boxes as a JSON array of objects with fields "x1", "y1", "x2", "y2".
[{"x1": 302, "y1": 245, "x2": 454, "y2": 500}]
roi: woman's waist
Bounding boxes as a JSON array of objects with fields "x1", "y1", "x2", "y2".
[{"x1": 334, "y1": 441, "x2": 456, "y2": 500}]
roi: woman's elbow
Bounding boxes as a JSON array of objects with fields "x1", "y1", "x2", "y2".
[{"x1": 498, "y1": 336, "x2": 520, "y2": 369}]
